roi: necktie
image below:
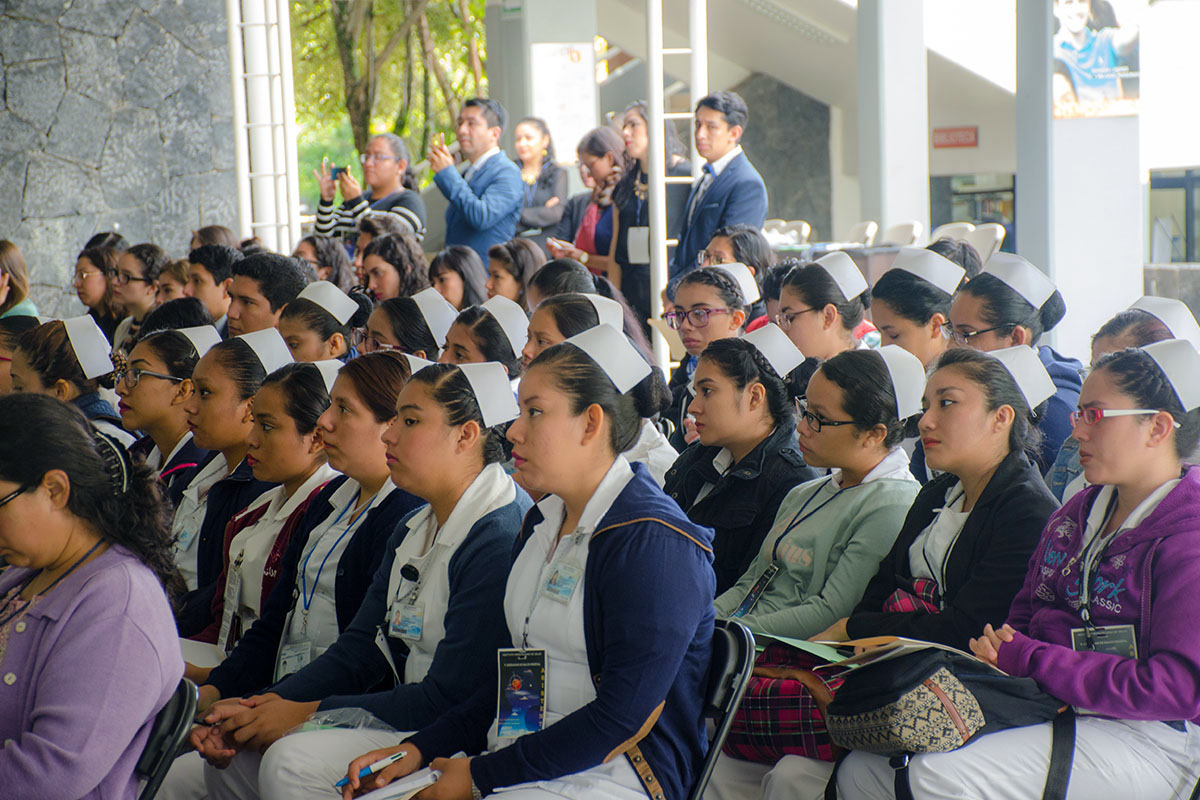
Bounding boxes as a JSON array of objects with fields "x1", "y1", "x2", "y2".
[{"x1": 686, "y1": 162, "x2": 718, "y2": 224}]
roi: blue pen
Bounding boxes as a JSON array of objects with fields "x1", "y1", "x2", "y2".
[{"x1": 333, "y1": 749, "x2": 407, "y2": 789}]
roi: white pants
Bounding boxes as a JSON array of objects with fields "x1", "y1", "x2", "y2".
[
  {"x1": 703, "y1": 752, "x2": 833, "y2": 800},
  {"x1": 158, "y1": 751, "x2": 208, "y2": 800},
  {"x1": 204, "y1": 727, "x2": 402, "y2": 800},
  {"x1": 838, "y1": 718, "x2": 1200, "y2": 800}
]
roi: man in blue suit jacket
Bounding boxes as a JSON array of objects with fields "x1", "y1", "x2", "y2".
[
  {"x1": 671, "y1": 91, "x2": 769, "y2": 279},
  {"x1": 429, "y1": 98, "x2": 523, "y2": 261}
]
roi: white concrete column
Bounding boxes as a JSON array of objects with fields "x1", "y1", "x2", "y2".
[{"x1": 856, "y1": 0, "x2": 930, "y2": 242}]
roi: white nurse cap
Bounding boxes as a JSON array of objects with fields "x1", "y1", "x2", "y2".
[
  {"x1": 741, "y1": 322, "x2": 804, "y2": 378},
  {"x1": 889, "y1": 248, "x2": 965, "y2": 296},
  {"x1": 458, "y1": 361, "x2": 520, "y2": 427},
  {"x1": 983, "y1": 254, "x2": 1056, "y2": 308},
  {"x1": 876, "y1": 344, "x2": 926, "y2": 419},
  {"x1": 1128, "y1": 296, "x2": 1200, "y2": 350},
  {"x1": 815, "y1": 251, "x2": 868, "y2": 303},
  {"x1": 237, "y1": 328, "x2": 294, "y2": 374},
  {"x1": 716, "y1": 262, "x2": 761, "y2": 305},
  {"x1": 311, "y1": 359, "x2": 342, "y2": 393},
  {"x1": 413, "y1": 287, "x2": 458, "y2": 347},
  {"x1": 989, "y1": 345, "x2": 1056, "y2": 409},
  {"x1": 1142, "y1": 339, "x2": 1200, "y2": 412},
  {"x1": 563, "y1": 323, "x2": 652, "y2": 393},
  {"x1": 177, "y1": 325, "x2": 221, "y2": 358},
  {"x1": 481, "y1": 295, "x2": 529, "y2": 358},
  {"x1": 298, "y1": 281, "x2": 358, "y2": 325},
  {"x1": 62, "y1": 315, "x2": 114, "y2": 379},
  {"x1": 581, "y1": 293, "x2": 625, "y2": 330}
]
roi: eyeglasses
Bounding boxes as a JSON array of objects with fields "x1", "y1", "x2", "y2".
[
  {"x1": 940, "y1": 322, "x2": 1014, "y2": 345},
  {"x1": 112, "y1": 271, "x2": 150, "y2": 286},
  {"x1": 697, "y1": 249, "x2": 731, "y2": 266},
  {"x1": 361, "y1": 336, "x2": 404, "y2": 354},
  {"x1": 359, "y1": 153, "x2": 398, "y2": 164},
  {"x1": 796, "y1": 399, "x2": 855, "y2": 433},
  {"x1": 117, "y1": 368, "x2": 184, "y2": 389},
  {"x1": 0, "y1": 483, "x2": 30, "y2": 511},
  {"x1": 72, "y1": 270, "x2": 105, "y2": 285},
  {"x1": 1069, "y1": 407, "x2": 1181, "y2": 429},
  {"x1": 663, "y1": 307, "x2": 732, "y2": 329},
  {"x1": 775, "y1": 308, "x2": 821, "y2": 331}
]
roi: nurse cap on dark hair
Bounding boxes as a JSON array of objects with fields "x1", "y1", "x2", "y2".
[{"x1": 562, "y1": 324, "x2": 651, "y2": 393}]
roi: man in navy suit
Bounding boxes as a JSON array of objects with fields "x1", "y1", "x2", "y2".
[
  {"x1": 429, "y1": 98, "x2": 523, "y2": 261},
  {"x1": 671, "y1": 91, "x2": 768, "y2": 279}
]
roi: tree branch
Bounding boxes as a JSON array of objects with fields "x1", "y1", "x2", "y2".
[
  {"x1": 418, "y1": 10, "x2": 459, "y2": 124},
  {"x1": 373, "y1": 0, "x2": 432, "y2": 76}
]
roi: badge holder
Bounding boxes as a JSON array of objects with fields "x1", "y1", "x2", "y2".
[
  {"x1": 731, "y1": 563, "x2": 779, "y2": 618},
  {"x1": 496, "y1": 648, "x2": 547, "y2": 739},
  {"x1": 276, "y1": 640, "x2": 314, "y2": 681}
]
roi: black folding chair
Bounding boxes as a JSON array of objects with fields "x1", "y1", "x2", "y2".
[
  {"x1": 688, "y1": 619, "x2": 756, "y2": 800},
  {"x1": 136, "y1": 677, "x2": 198, "y2": 800}
]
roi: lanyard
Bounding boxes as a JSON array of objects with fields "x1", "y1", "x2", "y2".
[
  {"x1": 1075, "y1": 493, "x2": 1122, "y2": 628},
  {"x1": 0, "y1": 540, "x2": 105, "y2": 629},
  {"x1": 523, "y1": 180, "x2": 536, "y2": 207},
  {"x1": 159, "y1": 462, "x2": 198, "y2": 481},
  {"x1": 521, "y1": 520, "x2": 587, "y2": 649},
  {"x1": 300, "y1": 490, "x2": 370, "y2": 613},
  {"x1": 771, "y1": 479, "x2": 852, "y2": 562}
]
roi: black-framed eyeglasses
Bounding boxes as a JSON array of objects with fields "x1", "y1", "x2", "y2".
[
  {"x1": 940, "y1": 322, "x2": 1014, "y2": 345},
  {"x1": 118, "y1": 368, "x2": 184, "y2": 389},
  {"x1": 775, "y1": 308, "x2": 821, "y2": 331},
  {"x1": 663, "y1": 307, "x2": 732, "y2": 330},
  {"x1": 0, "y1": 484, "x2": 30, "y2": 511},
  {"x1": 796, "y1": 399, "x2": 855, "y2": 433},
  {"x1": 112, "y1": 272, "x2": 150, "y2": 286}
]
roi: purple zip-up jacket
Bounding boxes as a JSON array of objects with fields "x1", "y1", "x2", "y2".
[{"x1": 998, "y1": 466, "x2": 1200, "y2": 723}]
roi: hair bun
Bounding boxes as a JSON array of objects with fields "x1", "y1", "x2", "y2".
[{"x1": 92, "y1": 430, "x2": 131, "y2": 495}]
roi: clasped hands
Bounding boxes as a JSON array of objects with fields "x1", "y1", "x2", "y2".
[{"x1": 188, "y1": 693, "x2": 319, "y2": 766}]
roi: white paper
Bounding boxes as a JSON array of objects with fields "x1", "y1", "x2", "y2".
[{"x1": 357, "y1": 767, "x2": 442, "y2": 800}]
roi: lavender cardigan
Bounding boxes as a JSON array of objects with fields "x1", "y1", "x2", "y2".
[
  {"x1": 999, "y1": 466, "x2": 1200, "y2": 723},
  {"x1": 0, "y1": 545, "x2": 183, "y2": 799}
]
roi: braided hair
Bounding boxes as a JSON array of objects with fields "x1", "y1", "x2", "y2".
[
  {"x1": 1093, "y1": 347, "x2": 1200, "y2": 459},
  {"x1": 677, "y1": 266, "x2": 747, "y2": 314},
  {"x1": 699, "y1": 337, "x2": 796, "y2": 428}
]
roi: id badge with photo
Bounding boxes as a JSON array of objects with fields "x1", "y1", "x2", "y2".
[
  {"x1": 539, "y1": 562, "x2": 583, "y2": 604},
  {"x1": 731, "y1": 563, "x2": 779, "y2": 619},
  {"x1": 174, "y1": 525, "x2": 199, "y2": 552},
  {"x1": 389, "y1": 602, "x2": 425, "y2": 641},
  {"x1": 276, "y1": 640, "x2": 313, "y2": 681},
  {"x1": 497, "y1": 648, "x2": 547, "y2": 739},
  {"x1": 1070, "y1": 624, "x2": 1138, "y2": 659}
]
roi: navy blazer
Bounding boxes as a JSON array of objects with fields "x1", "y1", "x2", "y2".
[
  {"x1": 408, "y1": 464, "x2": 715, "y2": 800},
  {"x1": 131, "y1": 434, "x2": 210, "y2": 509},
  {"x1": 205, "y1": 476, "x2": 426, "y2": 700},
  {"x1": 671, "y1": 151, "x2": 769, "y2": 278},
  {"x1": 175, "y1": 453, "x2": 277, "y2": 637},
  {"x1": 434, "y1": 152, "x2": 523, "y2": 261}
]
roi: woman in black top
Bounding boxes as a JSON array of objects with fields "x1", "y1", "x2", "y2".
[
  {"x1": 664, "y1": 327, "x2": 818, "y2": 594},
  {"x1": 614, "y1": 101, "x2": 693, "y2": 325},
  {"x1": 315, "y1": 133, "x2": 427, "y2": 242},
  {"x1": 513, "y1": 117, "x2": 568, "y2": 243}
]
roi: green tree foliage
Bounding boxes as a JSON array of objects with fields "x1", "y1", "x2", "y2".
[{"x1": 291, "y1": 0, "x2": 487, "y2": 211}]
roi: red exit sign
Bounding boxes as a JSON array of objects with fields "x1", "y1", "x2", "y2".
[{"x1": 932, "y1": 126, "x2": 979, "y2": 148}]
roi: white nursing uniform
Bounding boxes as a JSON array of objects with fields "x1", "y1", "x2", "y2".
[
  {"x1": 484, "y1": 456, "x2": 645, "y2": 799},
  {"x1": 172, "y1": 453, "x2": 229, "y2": 590}
]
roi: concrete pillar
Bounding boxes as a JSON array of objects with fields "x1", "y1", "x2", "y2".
[
  {"x1": 856, "y1": 0, "x2": 930, "y2": 242},
  {"x1": 1015, "y1": 0, "x2": 1143, "y2": 358}
]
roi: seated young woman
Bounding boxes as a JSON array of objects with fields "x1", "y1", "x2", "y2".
[
  {"x1": 946, "y1": 253, "x2": 1081, "y2": 472},
  {"x1": 338, "y1": 323, "x2": 715, "y2": 800},
  {"x1": 172, "y1": 329, "x2": 292, "y2": 637},
  {"x1": 523, "y1": 292, "x2": 676, "y2": 484},
  {"x1": 277, "y1": 281, "x2": 373, "y2": 362},
  {"x1": 362, "y1": 287, "x2": 459, "y2": 361},
  {"x1": 12, "y1": 315, "x2": 135, "y2": 446},
  {"x1": 439, "y1": 296, "x2": 528, "y2": 383},
  {"x1": 191, "y1": 363, "x2": 340, "y2": 649},
  {"x1": 1047, "y1": 295, "x2": 1200, "y2": 502},
  {"x1": 664, "y1": 323, "x2": 819, "y2": 594},
  {"x1": 699, "y1": 222, "x2": 775, "y2": 329},
  {"x1": 838, "y1": 339, "x2": 1200, "y2": 799},
  {"x1": 118, "y1": 326, "x2": 218, "y2": 507},
  {"x1": 0, "y1": 394, "x2": 185, "y2": 799},
  {"x1": 713, "y1": 345, "x2": 925, "y2": 640},
  {"x1": 192, "y1": 361, "x2": 532, "y2": 800},
  {"x1": 665, "y1": 265, "x2": 751, "y2": 449},
  {"x1": 428, "y1": 246, "x2": 489, "y2": 311}
]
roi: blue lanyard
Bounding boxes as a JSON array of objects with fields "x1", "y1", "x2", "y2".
[
  {"x1": 300, "y1": 490, "x2": 373, "y2": 612},
  {"x1": 523, "y1": 180, "x2": 536, "y2": 207},
  {"x1": 770, "y1": 480, "x2": 853, "y2": 561}
]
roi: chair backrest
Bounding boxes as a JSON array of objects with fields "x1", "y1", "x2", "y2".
[
  {"x1": 763, "y1": 218, "x2": 787, "y2": 235},
  {"x1": 136, "y1": 678, "x2": 198, "y2": 800},
  {"x1": 881, "y1": 221, "x2": 923, "y2": 246},
  {"x1": 930, "y1": 221, "x2": 975, "y2": 243},
  {"x1": 845, "y1": 220, "x2": 878, "y2": 246},
  {"x1": 687, "y1": 619, "x2": 756, "y2": 800},
  {"x1": 781, "y1": 220, "x2": 811, "y2": 244},
  {"x1": 965, "y1": 222, "x2": 1006, "y2": 263}
]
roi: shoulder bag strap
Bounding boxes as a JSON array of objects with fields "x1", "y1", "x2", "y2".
[{"x1": 1042, "y1": 707, "x2": 1076, "y2": 800}]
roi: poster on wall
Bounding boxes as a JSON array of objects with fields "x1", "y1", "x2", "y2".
[
  {"x1": 1052, "y1": 0, "x2": 1142, "y2": 119},
  {"x1": 530, "y1": 43, "x2": 596, "y2": 167}
]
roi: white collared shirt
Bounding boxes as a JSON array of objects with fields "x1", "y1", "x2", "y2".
[
  {"x1": 147, "y1": 431, "x2": 195, "y2": 476},
  {"x1": 693, "y1": 447, "x2": 734, "y2": 505},
  {"x1": 463, "y1": 146, "x2": 501, "y2": 182},
  {"x1": 688, "y1": 145, "x2": 743, "y2": 221},
  {"x1": 623, "y1": 419, "x2": 678, "y2": 488},
  {"x1": 172, "y1": 453, "x2": 230, "y2": 590},
  {"x1": 830, "y1": 446, "x2": 916, "y2": 489},
  {"x1": 1082, "y1": 479, "x2": 1180, "y2": 551}
]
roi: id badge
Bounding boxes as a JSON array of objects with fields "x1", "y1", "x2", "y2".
[
  {"x1": 216, "y1": 566, "x2": 243, "y2": 651},
  {"x1": 496, "y1": 648, "x2": 547, "y2": 738},
  {"x1": 1070, "y1": 624, "x2": 1138, "y2": 659},
  {"x1": 276, "y1": 640, "x2": 313, "y2": 681},
  {"x1": 539, "y1": 562, "x2": 582, "y2": 604},
  {"x1": 174, "y1": 525, "x2": 199, "y2": 552},
  {"x1": 389, "y1": 602, "x2": 425, "y2": 641},
  {"x1": 628, "y1": 226, "x2": 651, "y2": 264},
  {"x1": 731, "y1": 563, "x2": 779, "y2": 619}
]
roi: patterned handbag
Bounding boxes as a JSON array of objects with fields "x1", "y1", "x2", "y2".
[{"x1": 721, "y1": 642, "x2": 847, "y2": 763}]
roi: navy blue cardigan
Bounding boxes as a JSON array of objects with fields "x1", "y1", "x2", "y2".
[
  {"x1": 131, "y1": 434, "x2": 210, "y2": 509},
  {"x1": 407, "y1": 464, "x2": 716, "y2": 800},
  {"x1": 205, "y1": 476, "x2": 426, "y2": 700},
  {"x1": 270, "y1": 487, "x2": 533, "y2": 731},
  {"x1": 175, "y1": 452, "x2": 277, "y2": 637}
]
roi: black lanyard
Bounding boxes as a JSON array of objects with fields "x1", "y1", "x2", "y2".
[
  {"x1": 770, "y1": 479, "x2": 854, "y2": 561},
  {"x1": 0, "y1": 540, "x2": 105, "y2": 629}
]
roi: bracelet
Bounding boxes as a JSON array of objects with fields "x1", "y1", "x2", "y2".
[{"x1": 470, "y1": 779, "x2": 483, "y2": 800}]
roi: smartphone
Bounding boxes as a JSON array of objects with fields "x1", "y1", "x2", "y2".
[
  {"x1": 545, "y1": 237, "x2": 570, "y2": 250},
  {"x1": 434, "y1": 132, "x2": 446, "y2": 148},
  {"x1": 330, "y1": 165, "x2": 345, "y2": 179}
]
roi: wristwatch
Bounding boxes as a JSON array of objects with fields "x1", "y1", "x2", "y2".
[
  {"x1": 579, "y1": 251, "x2": 589, "y2": 265},
  {"x1": 470, "y1": 779, "x2": 483, "y2": 800}
]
